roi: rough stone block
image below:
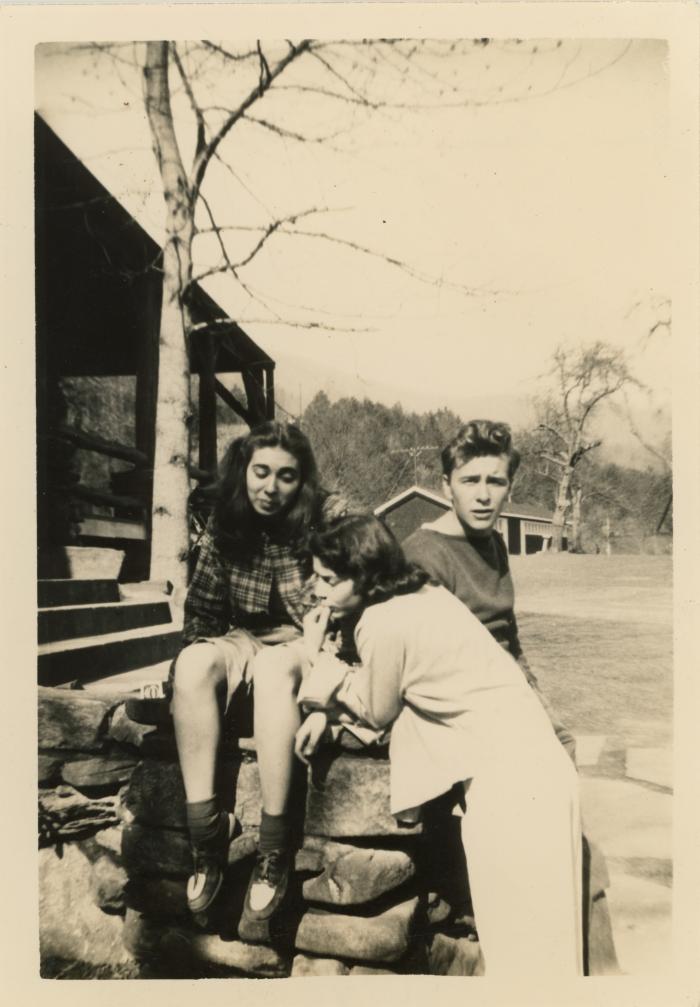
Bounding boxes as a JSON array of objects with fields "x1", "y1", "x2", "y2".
[
  {"x1": 122, "y1": 907, "x2": 162, "y2": 959},
  {"x1": 38, "y1": 754, "x2": 64, "y2": 786},
  {"x1": 125, "y1": 757, "x2": 261, "y2": 829},
  {"x1": 295, "y1": 896, "x2": 419, "y2": 963},
  {"x1": 121, "y1": 822, "x2": 259, "y2": 878},
  {"x1": 122, "y1": 822, "x2": 191, "y2": 877},
  {"x1": 38, "y1": 688, "x2": 117, "y2": 751},
  {"x1": 94, "y1": 826, "x2": 123, "y2": 857},
  {"x1": 427, "y1": 932, "x2": 482, "y2": 976},
  {"x1": 62, "y1": 756, "x2": 138, "y2": 791},
  {"x1": 108, "y1": 703, "x2": 156, "y2": 749},
  {"x1": 298, "y1": 836, "x2": 416, "y2": 906},
  {"x1": 349, "y1": 964, "x2": 399, "y2": 975},
  {"x1": 125, "y1": 876, "x2": 189, "y2": 920},
  {"x1": 305, "y1": 754, "x2": 421, "y2": 837},
  {"x1": 187, "y1": 932, "x2": 289, "y2": 977},
  {"x1": 39, "y1": 845, "x2": 132, "y2": 968},
  {"x1": 291, "y1": 954, "x2": 349, "y2": 976},
  {"x1": 39, "y1": 786, "x2": 120, "y2": 843},
  {"x1": 90, "y1": 854, "x2": 127, "y2": 913}
]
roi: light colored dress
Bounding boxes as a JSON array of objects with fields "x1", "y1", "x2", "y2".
[{"x1": 303, "y1": 584, "x2": 583, "y2": 977}]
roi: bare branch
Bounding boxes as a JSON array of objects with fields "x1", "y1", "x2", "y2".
[
  {"x1": 195, "y1": 191, "x2": 282, "y2": 319},
  {"x1": 201, "y1": 41, "x2": 258, "y2": 63},
  {"x1": 172, "y1": 43, "x2": 206, "y2": 159},
  {"x1": 189, "y1": 39, "x2": 313, "y2": 199},
  {"x1": 277, "y1": 226, "x2": 487, "y2": 297},
  {"x1": 310, "y1": 49, "x2": 377, "y2": 106},
  {"x1": 243, "y1": 114, "x2": 348, "y2": 145}
]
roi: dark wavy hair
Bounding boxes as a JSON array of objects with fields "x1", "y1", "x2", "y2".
[
  {"x1": 311, "y1": 514, "x2": 430, "y2": 609},
  {"x1": 212, "y1": 421, "x2": 322, "y2": 559},
  {"x1": 441, "y1": 419, "x2": 521, "y2": 480}
]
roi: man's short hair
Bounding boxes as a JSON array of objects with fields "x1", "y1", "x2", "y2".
[{"x1": 441, "y1": 420, "x2": 521, "y2": 480}]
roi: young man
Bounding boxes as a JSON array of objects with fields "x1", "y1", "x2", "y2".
[
  {"x1": 402, "y1": 419, "x2": 619, "y2": 975},
  {"x1": 402, "y1": 419, "x2": 575, "y2": 755}
]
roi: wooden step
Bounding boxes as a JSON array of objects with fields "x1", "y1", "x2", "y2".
[
  {"x1": 38, "y1": 624, "x2": 183, "y2": 688},
  {"x1": 38, "y1": 599, "x2": 173, "y2": 645},
  {"x1": 38, "y1": 579, "x2": 121, "y2": 609}
]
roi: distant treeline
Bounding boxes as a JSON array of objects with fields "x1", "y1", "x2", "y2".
[{"x1": 56, "y1": 378, "x2": 672, "y2": 554}]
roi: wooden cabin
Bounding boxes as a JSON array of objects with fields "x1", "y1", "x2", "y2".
[
  {"x1": 374, "y1": 485, "x2": 568, "y2": 555},
  {"x1": 35, "y1": 114, "x2": 275, "y2": 580}
]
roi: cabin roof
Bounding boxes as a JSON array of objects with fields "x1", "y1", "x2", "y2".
[{"x1": 35, "y1": 113, "x2": 273, "y2": 378}]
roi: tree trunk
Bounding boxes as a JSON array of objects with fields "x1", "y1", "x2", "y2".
[
  {"x1": 144, "y1": 42, "x2": 194, "y2": 596},
  {"x1": 550, "y1": 467, "x2": 572, "y2": 553},
  {"x1": 571, "y1": 485, "x2": 583, "y2": 553}
]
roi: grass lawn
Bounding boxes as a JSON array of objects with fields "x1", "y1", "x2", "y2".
[{"x1": 510, "y1": 554, "x2": 672, "y2": 751}]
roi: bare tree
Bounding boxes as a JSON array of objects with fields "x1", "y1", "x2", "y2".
[
  {"x1": 533, "y1": 342, "x2": 639, "y2": 552},
  {"x1": 41, "y1": 39, "x2": 638, "y2": 589}
]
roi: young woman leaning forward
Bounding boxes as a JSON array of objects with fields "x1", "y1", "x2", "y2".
[{"x1": 292, "y1": 514, "x2": 583, "y2": 979}]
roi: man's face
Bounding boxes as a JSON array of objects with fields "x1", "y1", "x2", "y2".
[{"x1": 443, "y1": 454, "x2": 511, "y2": 536}]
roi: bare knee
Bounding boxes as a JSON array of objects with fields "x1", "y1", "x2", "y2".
[
  {"x1": 252, "y1": 646, "x2": 302, "y2": 694},
  {"x1": 173, "y1": 642, "x2": 226, "y2": 697}
]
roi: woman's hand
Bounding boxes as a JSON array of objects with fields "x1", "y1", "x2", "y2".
[
  {"x1": 303, "y1": 604, "x2": 332, "y2": 659},
  {"x1": 294, "y1": 711, "x2": 328, "y2": 765}
]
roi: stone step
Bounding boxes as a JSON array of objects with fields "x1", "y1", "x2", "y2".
[
  {"x1": 38, "y1": 624, "x2": 183, "y2": 688},
  {"x1": 38, "y1": 599, "x2": 173, "y2": 645},
  {"x1": 38, "y1": 579, "x2": 121, "y2": 609}
]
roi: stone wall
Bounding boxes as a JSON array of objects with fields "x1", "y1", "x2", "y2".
[{"x1": 38, "y1": 687, "x2": 481, "y2": 978}]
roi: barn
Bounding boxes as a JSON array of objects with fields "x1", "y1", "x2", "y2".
[{"x1": 374, "y1": 485, "x2": 568, "y2": 555}]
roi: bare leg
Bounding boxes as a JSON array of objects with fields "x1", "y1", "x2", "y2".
[
  {"x1": 172, "y1": 642, "x2": 228, "y2": 803},
  {"x1": 252, "y1": 646, "x2": 304, "y2": 815}
]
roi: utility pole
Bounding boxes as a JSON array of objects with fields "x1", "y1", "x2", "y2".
[{"x1": 390, "y1": 436, "x2": 440, "y2": 485}]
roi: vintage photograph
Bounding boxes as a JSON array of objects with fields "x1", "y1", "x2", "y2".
[{"x1": 33, "y1": 29, "x2": 675, "y2": 984}]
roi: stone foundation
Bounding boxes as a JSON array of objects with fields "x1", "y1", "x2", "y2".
[{"x1": 38, "y1": 686, "x2": 481, "y2": 978}]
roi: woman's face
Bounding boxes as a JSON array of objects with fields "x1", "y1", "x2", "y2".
[
  {"x1": 245, "y1": 445, "x2": 301, "y2": 517},
  {"x1": 443, "y1": 453, "x2": 511, "y2": 536},
  {"x1": 312, "y1": 557, "x2": 362, "y2": 615}
]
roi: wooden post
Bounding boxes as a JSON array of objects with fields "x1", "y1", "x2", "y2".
[
  {"x1": 197, "y1": 332, "x2": 218, "y2": 474},
  {"x1": 135, "y1": 266, "x2": 163, "y2": 559},
  {"x1": 264, "y1": 364, "x2": 276, "y2": 420},
  {"x1": 242, "y1": 365, "x2": 266, "y2": 426}
]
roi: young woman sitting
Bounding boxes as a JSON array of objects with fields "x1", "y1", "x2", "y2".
[{"x1": 171, "y1": 420, "x2": 345, "y2": 934}]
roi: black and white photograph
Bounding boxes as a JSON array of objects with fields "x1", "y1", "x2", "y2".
[{"x1": 3, "y1": 1, "x2": 699, "y2": 1001}]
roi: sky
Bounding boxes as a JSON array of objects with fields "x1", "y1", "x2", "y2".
[{"x1": 34, "y1": 37, "x2": 672, "y2": 455}]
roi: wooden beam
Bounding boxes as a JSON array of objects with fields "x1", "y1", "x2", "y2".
[
  {"x1": 189, "y1": 462, "x2": 215, "y2": 483},
  {"x1": 55, "y1": 425, "x2": 148, "y2": 466},
  {"x1": 215, "y1": 379, "x2": 252, "y2": 425},
  {"x1": 198, "y1": 332, "x2": 218, "y2": 472},
  {"x1": 264, "y1": 364, "x2": 275, "y2": 419},
  {"x1": 69, "y1": 484, "x2": 146, "y2": 512},
  {"x1": 241, "y1": 365, "x2": 266, "y2": 427}
]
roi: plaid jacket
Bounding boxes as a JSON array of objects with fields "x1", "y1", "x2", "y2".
[{"x1": 182, "y1": 493, "x2": 350, "y2": 644}]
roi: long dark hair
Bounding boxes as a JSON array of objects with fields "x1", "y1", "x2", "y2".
[
  {"x1": 311, "y1": 514, "x2": 430, "y2": 608},
  {"x1": 213, "y1": 421, "x2": 322, "y2": 560}
]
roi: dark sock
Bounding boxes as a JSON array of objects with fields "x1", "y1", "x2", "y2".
[
  {"x1": 186, "y1": 797, "x2": 221, "y2": 845},
  {"x1": 259, "y1": 811, "x2": 290, "y2": 854}
]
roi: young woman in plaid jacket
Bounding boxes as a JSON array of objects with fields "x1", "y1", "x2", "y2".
[{"x1": 171, "y1": 420, "x2": 346, "y2": 933}]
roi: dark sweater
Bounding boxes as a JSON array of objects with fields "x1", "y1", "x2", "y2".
[
  {"x1": 402, "y1": 528, "x2": 527, "y2": 667},
  {"x1": 403, "y1": 526, "x2": 575, "y2": 757}
]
